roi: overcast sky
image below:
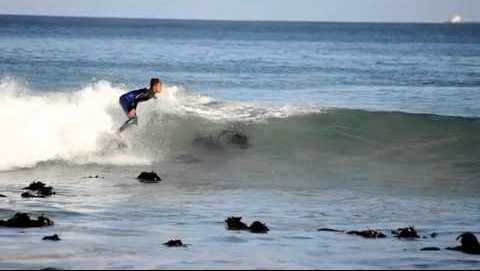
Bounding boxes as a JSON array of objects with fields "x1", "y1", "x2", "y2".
[{"x1": 0, "y1": 0, "x2": 479, "y2": 22}]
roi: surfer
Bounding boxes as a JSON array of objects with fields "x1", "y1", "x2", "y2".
[{"x1": 118, "y1": 78, "x2": 162, "y2": 133}]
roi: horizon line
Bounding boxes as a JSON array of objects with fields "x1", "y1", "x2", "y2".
[{"x1": 1, "y1": 13, "x2": 477, "y2": 25}]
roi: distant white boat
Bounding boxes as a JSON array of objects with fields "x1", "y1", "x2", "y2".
[{"x1": 449, "y1": 14, "x2": 463, "y2": 24}]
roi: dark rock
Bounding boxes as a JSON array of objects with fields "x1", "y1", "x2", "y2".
[
  {"x1": 86, "y1": 175, "x2": 104, "y2": 179},
  {"x1": 0, "y1": 194, "x2": 6, "y2": 198},
  {"x1": 0, "y1": 213, "x2": 54, "y2": 228},
  {"x1": 137, "y1": 172, "x2": 162, "y2": 183},
  {"x1": 163, "y1": 239, "x2": 187, "y2": 248},
  {"x1": 447, "y1": 233, "x2": 480, "y2": 255},
  {"x1": 421, "y1": 247, "x2": 441, "y2": 251},
  {"x1": 24, "y1": 181, "x2": 47, "y2": 191},
  {"x1": 393, "y1": 226, "x2": 420, "y2": 239},
  {"x1": 318, "y1": 228, "x2": 344, "y2": 233},
  {"x1": 249, "y1": 221, "x2": 270, "y2": 234},
  {"x1": 23, "y1": 181, "x2": 55, "y2": 198},
  {"x1": 225, "y1": 217, "x2": 269, "y2": 233},
  {"x1": 347, "y1": 230, "x2": 386, "y2": 239},
  {"x1": 225, "y1": 217, "x2": 249, "y2": 231},
  {"x1": 229, "y1": 133, "x2": 249, "y2": 148},
  {"x1": 43, "y1": 234, "x2": 61, "y2": 241},
  {"x1": 431, "y1": 232, "x2": 439, "y2": 238},
  {"x1": 219, "y1": 130, "x2": 249, "y2": 149}
]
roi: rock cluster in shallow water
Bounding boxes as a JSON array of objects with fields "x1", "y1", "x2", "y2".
[
  {"x1": 0, "y1": 213, "x2": 54, "y2": 228},
  {"x1": 225, "y1": 217, "x2": 269, "y2": 234},
  {"x1": 393, "y1": 226, "x2": 420, "y2": 239},
  {"x1": 22, "y1": 181, "x2": 55, "y2": 198}
]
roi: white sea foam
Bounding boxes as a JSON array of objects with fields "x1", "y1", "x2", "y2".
[{"x1": 0, "y1": 78, "x2": 322, "y2": 171}]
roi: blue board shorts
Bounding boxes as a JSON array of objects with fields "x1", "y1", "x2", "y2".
[{"x1": 119, "y1": 94, "x2": 135, "y2": 116}]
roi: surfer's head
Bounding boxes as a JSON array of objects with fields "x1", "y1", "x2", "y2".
[{"x1": 150, "y1": 78, "x2": 162, "y2": 94}]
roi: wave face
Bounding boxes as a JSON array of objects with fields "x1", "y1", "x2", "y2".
[
  {"x1": 1, "y1": 78, "x2": 480, "y2": 175},
  {"x1": 0, "y1": 78, "x2": 320, "y2": 170}
]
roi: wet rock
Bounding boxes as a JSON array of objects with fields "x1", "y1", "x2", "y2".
[
  {"x1": 393, "y1": 226, "x2": 420, "y2": 239},
  {"x1": 347, "y1": 229, "x2": 386, "y2": 239},
  {"x1": 0, "y1": 194, "x2": 6, "y2": 198},
  {"x1": 229, "y1": 133, "x2": 249, "y2": 148},
  {"x1": 225, "y1": 217, "x2": 269, "y2": 234},
  {"x1": 421, "y1": 247, "x2": 441, "y2": 251},
  {"x1": 23, "y1": 181, "x2": 55, "y2": 198},
  {"x1": 43, "y1": 234, "x2": 61, "y2": 241},
  {"x1": 137, "y1": 172, "x2": 162, "y2": 183},
  {"x1": 0, "y1": 213, "x2": 54, "y2": 228},
  {"x1": 24, "y1": 181, "x2": 47, "y2": 191},
  {"x1": 447, "y1": 233, "x2": 480, "y2": 255},
  {"x1": 317, "y1": 228, "x2": 344, "y2": 233},
  {"x1": 219, "y1": 130, "x2": 249, "y2": 149},
  {"x1": 225, "y1": 217, "x2": 249, "y2": 231},
  {"x1": 163, "y1": 239, "x2": 187, "y2": 248},
  {"x1": 249, "y1": 221, "x2": 270, "y2": 234},
  {"x1": 430, "y1": 232, "x2": 439, "y2": 238}
]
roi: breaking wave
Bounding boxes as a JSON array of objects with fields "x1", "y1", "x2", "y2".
[
  {"x1": 0, "y1": 78, "x2": 321, "y2": 170},
  {"x1": 1, "y1": 77, "x2": 479, "y2": 175}
]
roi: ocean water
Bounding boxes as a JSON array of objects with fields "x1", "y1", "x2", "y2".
[{"x1": 0, "y1": 15, "x2": 480, "y2": 269}]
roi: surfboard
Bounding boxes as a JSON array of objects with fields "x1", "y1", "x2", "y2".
[{"x1": 118, "y1": 117, "x2": 138, "y2": 133}]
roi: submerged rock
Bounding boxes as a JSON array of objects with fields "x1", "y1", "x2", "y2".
[
  {"x1": 219, "y1": 130, "x2": 249, "y2": 149},
  {"x1": 225, "y1": 217, "x2": 250, "y2": 231},
  {"x1": 347, "y1": 229, "x2": 386, "y2": 239},
  {"x1": 228, "y1": 133, "x2": 249, "y2": 148},
  {"x1": 421, "y1": 247, "x2": 441, "y2": 251},
  {"x1": 317, "y1": 228, "x2": 345, "y2": 233},
  {"x1": 86, "y1": 175, "x2": 104, "y2": 179},
  {"x1": 393, "y1": 226, "x2": 420, "y2": 239},
  {"x1": 249, "y1": 221, "x2": 270, "y2": 234},
  {"x1": 23, "y1": 181, "x2": 55, "y2": 198},
  {"x1": 447, "y1": 233, "x2": 480, "y2": 255},
  {"x1": 0, "y1": 213, "x2": 54, "y2": 228},
  {"x1": 163, "y1": 239, "x2": 187, "y2": 248},
  {"x1": 43, "y1": 234, "x2": 61, "y2": 241},
  {"x1": 137, "y1": 172, "x2": 162, "y2": 183}
]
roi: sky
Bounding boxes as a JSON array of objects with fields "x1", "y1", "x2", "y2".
[{"x1": 0, "y1": 0, "x2": 479, "y2": 23}]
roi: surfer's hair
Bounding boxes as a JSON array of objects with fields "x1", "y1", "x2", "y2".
[{"x1": 150, "y1": 78, "x2": 161, "y2": 89}]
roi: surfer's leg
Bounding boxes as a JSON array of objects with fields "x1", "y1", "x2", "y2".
[{"x1": 119, "y1": 96, "x2": 131, "y2": 116}]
